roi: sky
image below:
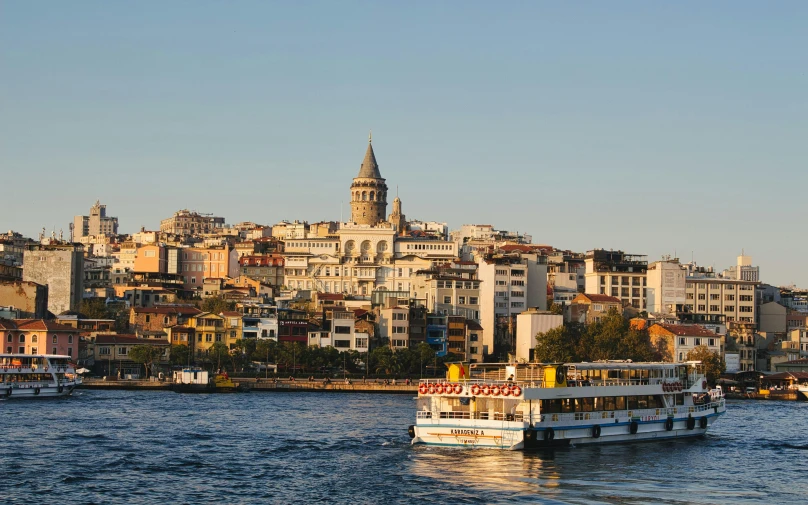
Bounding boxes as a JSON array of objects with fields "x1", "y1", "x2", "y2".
[{"x1": 1, "y1": 1, "x2": 806, "y2": 286}]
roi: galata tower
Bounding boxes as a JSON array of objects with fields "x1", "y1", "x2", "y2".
[{"x1": 350, "y1": 133, "x2": 388, "y2": 226}]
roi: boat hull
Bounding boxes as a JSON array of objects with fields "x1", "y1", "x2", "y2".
[
  {"x1": 412, "y1": 409, "x2": 725, "y2": 450},
  {"x1": 1, "y1": 384, "x2": 76, "y2": 399}
]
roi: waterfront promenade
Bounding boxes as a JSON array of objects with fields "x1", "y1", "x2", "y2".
[{"x1": 79, "y1": 377, "x2": 419, "y2": 394}]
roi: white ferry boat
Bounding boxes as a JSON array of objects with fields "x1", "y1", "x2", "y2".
[
  {"x1": 0, "y1": 354, "x2": 81, "y2": 399},
  {"x1": 409, "y1": 361, "x2": 725, "y2": 450}
]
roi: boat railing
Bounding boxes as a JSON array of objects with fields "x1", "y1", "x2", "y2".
[
  {"x1": 417, "y1": 410, "x2": 525, "y2": 422},
  {"x1": 540, "y1": 399, "x2": 725, "y2": 424}
]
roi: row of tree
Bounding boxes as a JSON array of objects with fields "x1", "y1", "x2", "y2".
[
  {"x1": 533, "y1": 308, "x2": 726, "y2": 384},
  {"x1": 129, "y1": 339, "x2": 463, "y2": 379}
]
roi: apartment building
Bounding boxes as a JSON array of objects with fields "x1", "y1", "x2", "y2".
[
  {"x1": 648, "y1": 323, "x2": 724, "y2": 363},
  {"x1": 23, "y1": 243, "x2": 84, "y2": 314},
  {"x1": 584, "y1": 249, "x2": 648, "y2": 311},
  {"x1": 73, "y1": 200, "x2": 118, "y2": 239},
  {"x1": 160, "y1": 209, "x2": 225, "y2": 236}
]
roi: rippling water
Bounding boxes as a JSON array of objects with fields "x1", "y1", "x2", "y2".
[{"x1": 1, "y1": 391, "x2": 805, "y2": 504}]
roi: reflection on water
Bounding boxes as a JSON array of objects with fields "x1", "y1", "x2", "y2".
[{"x1": 1, "y1": 392, "x2": 806, "y2": 504}]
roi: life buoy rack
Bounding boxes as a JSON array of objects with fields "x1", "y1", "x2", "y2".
[
  {"x1": 592, "y1": 424, "x2": 601, "y2": 438},
  {"x1": 481, "y1": 385, "x2": 491, "y2": 396},
  {"x1": 699, "y1": 417, "x2": 708, "y2": 429},
  {"x1": 491, "y1": 385, "x2": 501, "y2": 397},
  {"x1": 428, "y1": 384, "x2": 436, "y2": 395},
  {"x1": 686, "y1": 415, "x2": 696, "y2": 430},
  {"x1": 511, "y1": 385, "x2": 522, "y2": 397},
  {"x1": 544, "y1": 428, "x2": 555, "y2": 442},
  {"x1": 418, "y1": 383, "x2": 428, "y2": 395},
  {"x1": 556, "y1": 367, "x2": 565, "y2": 383},
  {"x1": 470, "y1": 384, "x2": 481, "y2": 396},
  {"x1": 501, "y1": 385, "x2": 511, "y2": 397},
  {"x1": 453, "y1": 384, "x2": 462, "y2": 395},
  {"x1": 665, "y1": 417, "x2": 674, "y2": 431},
  {"x1": 34, "y1": 387, "x2": 40, "y2": 396},
  {"x1": 435, "y1": 383, "x2": 445, "y2": 394},
  {"x1": 629, "y1": 420, "x2": 639, "y2": 435}
]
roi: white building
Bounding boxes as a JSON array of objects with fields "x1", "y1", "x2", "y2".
[
  {"x1": 515, "y1": 309, "x2": 564, "y2": 362},
  {"x1": 584, "y1": 249, "x2": 648, "y2": 311},
  {"x1": 646, "y1": 257, "x2": 687, "y2": 316}
]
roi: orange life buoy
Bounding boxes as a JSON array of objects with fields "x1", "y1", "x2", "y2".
[
  {"x1": 481, "y1": 384, "x2": 491, "y2": 396},
  {"x1": 428, "y1": 384, "x2": 436, "y2": 394},
  {"x1": 663, "y1": 383, "x2": 670, "y2": 392},
  {"x1": 511, "y1": 385, "x2": 522, "y2": 396},
  {"x1": 418, "y1": 383, "x2": 428, "y2": 395},
  {"x1": 501, "y1": 385, "x2": 511, "y2": 396},
  {"x1": 453, "y1": 384, "x2": 462, "y2": 395},
  {"x1": 435, "y1": 383, "x2": 444, "y2": 394},
  {"x1": 470, "y1": 384, "x2": 481, "y2": 395},
  {"x1": 446, "y1": 383, "x2": 455, "y2": 394},
  {"x1": 491, "y1": 385, "x2": 501, "y2": 396}
]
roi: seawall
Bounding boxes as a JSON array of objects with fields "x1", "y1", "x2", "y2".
[{"x1": 78, "y1": 378, "x2": 419, "y2": 395}]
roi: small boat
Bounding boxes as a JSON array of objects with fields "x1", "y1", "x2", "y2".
[
  {"x1": 0, "y1": 354, "x2": 81, "y2": 399},
  {"x1": 171, "y1": 369, "x2": 247, "y2": 393},
  {"x1": 408, "y1": 360, "x2": 726, "y2": 450}
]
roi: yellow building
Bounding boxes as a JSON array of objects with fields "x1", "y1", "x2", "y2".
[
  {"x1": 187, "y1": 312, "x2": 227, "y2": 357},
  {"x1": 221, "y1": 311, "x2": 243, "y2": 349}
]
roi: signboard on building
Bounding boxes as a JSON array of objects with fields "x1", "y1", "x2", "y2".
[{"x1": 725, "y1": 352, "x2": 740, "y2": 373}]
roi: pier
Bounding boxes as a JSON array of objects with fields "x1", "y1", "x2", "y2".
[{"x1": 78, "y1": 377, "x2": 419, "y2": 394}]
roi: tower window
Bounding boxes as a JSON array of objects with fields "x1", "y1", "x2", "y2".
[
  {"x1": 370, "y1": 191, "x2": 375, "y2": 201},
  {"x1": 362, "y1": 191, "x2": 367, "y2": 201}
]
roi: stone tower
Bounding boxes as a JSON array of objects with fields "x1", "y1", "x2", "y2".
[
  {"x1": 388, "y1": 196, "x2": 406, "y2": 234},
  {"x1": 350, "y1": 134, "x2": 388, "y2": 226}
]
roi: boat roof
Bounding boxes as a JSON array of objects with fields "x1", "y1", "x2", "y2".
[{"x1": 472, "y1": 361, "x2": 701, "y2": 370}]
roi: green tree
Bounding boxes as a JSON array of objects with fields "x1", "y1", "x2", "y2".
[
  {"x1": 128, "y1": 345, "x2": 164, "y2": 379},
  {"x1": 534, "y1": 326, "x2": 577, "y2": 363},
  {"x1": 198, "y1": 295, "x2": 235, "y2": 314},
  {"x1": 686, "y1": 345, "x2": 726, "y2": 386},
  {"x1": 207, "y1": 342, "x2": 231, "y2": 372},
  {"x1": 169, "y1": 344, "x2": 191, "y2": 367},
  {"x1": 79, "y1": 298, "x2": 114, "y2": 319},
  {"x1": 549, "y1": 302, "x2": 564, "y2": 316}
]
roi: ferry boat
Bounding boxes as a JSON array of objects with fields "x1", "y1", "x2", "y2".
[
  {"x1": 409, "y1": 361, "x2": 726, "y2": 450},
  {"x1": 0, "y1": 354, "x2": 81, "y2": 399}
]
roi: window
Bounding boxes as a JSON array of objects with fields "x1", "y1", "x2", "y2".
[
  {"x1": 31, "y1": 347, "x2": 37, "y2": 354},
  {"x1": 469, "y1": 334, "x2": 478, "y2": 342},
  {"x1": 710, "y1": 305, "x2": 720, "y2": 312},
  {"x1": 725, "y1": 294, "x2": 735, "y2": 301},
  {"x1": 118, "y1": 347, "x2": 127, "y2": 355},
  {"x1": 393, "y1": 326, "x2": 407, "y2": 334},
  {"x1": 679, "y1": 337, "x2": 686, "y2": 345},
  {"x1": 68, "y1": 335, "x2": 73, "y2": 344},
  {"x1": 6, "y1": 347, "x2": 10, "y2": 353},
  {"x1": 459, "y1": 296, "x2": 466, "y2": 304},
  {"x1": 206, "y1": 334, "x2": 213, "y2": 342},
  {"x1": 19, "y1": 335, "x2": 25, "y2": 343},
  {"x1": 334, "y1": 340, "x2": 350, "y2": 348},
  {"x1": 334, "y1": 326, "x2": 351, "y2": 334},
  {"x1": 215, "y1": 335, "x2": 222, "y2": 342},
  {"x1": 686, "y1": 293, "x2": 694, "y2": 300},
  {"x1": 511, "y1": 302, "x2": 524, "y2": 308},
  {"x1": 724, "y1": 306, "x2": 735, "y2": 312},
  {"x1": 709, "y1": 338, "x2": 715, "y2": 346},
  {"x1": 469, "y1": 297, "x2": 478, "y2": 305},
  {"x1": 67, "y1": 348, "x2": 73, "y2": 357},
  {"x1": 694, "y1": 338, "x2": 701, "y2": 346},
  {"x1": 6, "y1": 334, "x2": 11, "y2": 342},
  {"x1": 19, "y1": 346, "x2": 25, "y2": 354},
  {"x1": 392, "y1": 339, "x2": 407, "y2": 347},
  {"x1": 443, "y1": 296, "x2": 451, "y2": 304},
  {"x1": 698, "y1": 294, "x2": 705, "y2": 300}
]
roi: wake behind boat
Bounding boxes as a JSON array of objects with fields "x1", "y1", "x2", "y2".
[
  {"x1": 0, "y1": 354, "x2": 81, "y2": 399},
  {"x1": 409, "y1": 360, "x2": 725, "y2": 450}
]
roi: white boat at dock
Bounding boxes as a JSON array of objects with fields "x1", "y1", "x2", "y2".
[
  {"x1": 0, "y1": 354, "x2": 81, "y2": 399},
  {"x1": 409, "y1": 360, "x2": 726, "y2": 450}
]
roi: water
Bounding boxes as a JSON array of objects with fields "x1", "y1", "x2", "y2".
[{"x1": 1, "y1": 391, "x2": 805, "y2": 505}]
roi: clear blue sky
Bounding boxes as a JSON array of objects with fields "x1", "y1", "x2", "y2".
[{"x1": 1, "y1": 1, "x2": 806, "y2": 286}]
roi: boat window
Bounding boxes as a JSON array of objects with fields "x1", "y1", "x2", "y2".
[
  {"x1": 561, "y1": 399, "x2": 574, "y2": 413},
  {"x1": 627, "y1": 396, "x2": 639, "y2": 410},
  {"x1": 615, "y1": 396, "x2": 626, "y2": 410},
  {"x1": 603, "y1": 397, "x2": 616, "y2": 411},
  {"x1": 541, "y1": 399, "x2": 562, "y2": 413},
  {"x1": 578, "y1": 398, "x2": 594, "y2": 412},
  {"x1": 592, "y1": 397, "x2": 604, "y2": 411}
]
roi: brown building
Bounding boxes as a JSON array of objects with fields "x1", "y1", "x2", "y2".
[
  {"x1": 129, "y1": 306, "x2": 202, "y2": 333},
  {"x1": 0, "y1": 280, "x2": 49, "y2": 319},
  {"x1": 648, "y1": 323, "x2": 724, "y2": 363},
  {"x1": 238, "y1": 254, "x2": 285, "y2": 287},
  {"x1": 566, "y1": 293, "x2": 623, "y2": 324}
]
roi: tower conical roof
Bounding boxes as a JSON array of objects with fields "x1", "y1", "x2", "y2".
[{"x1": 357, "y1": 138, "x2": 382, "y2": 179}]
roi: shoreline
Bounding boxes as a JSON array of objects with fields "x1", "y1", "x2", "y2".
[{"x1": 78, "y1": 378, "x2": 419, "y2": 395}]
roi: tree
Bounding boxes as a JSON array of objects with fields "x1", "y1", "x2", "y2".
[
  {"x1": 686, "y1": 345, "x2": 726, "y2": 386},
  {"x1": 207, "y1": 342, "x2": 231, "y2": 372},
  {"x1": 129, "y1": 345, "x2": 164, "y2": 379},
  {"x1": 79, "y1": 298, "x2": 114, "y2": 319},
  {"x1": 169, "y1": 344, "x2": 191, "y2": 367},
  {"x1": 199, "y1": 295, "x2": 235, "y2": 314},
  {"x1": 534, "y1": 326, "x2": 576, "y2": 363},
  {"x1": 549, "y1": 303, "x2": 564, "y2": 316}
]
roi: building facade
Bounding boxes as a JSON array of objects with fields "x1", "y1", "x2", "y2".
[
  {"x1": 23, "y1": 243, "x2": 84, "y2": 315},
  {"x1": 584, "y1": 249, "x2": 648, "y2": 311}
]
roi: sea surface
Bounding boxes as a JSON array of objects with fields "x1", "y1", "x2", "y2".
[{"x1": 0, "y1": 390, "x2": 805, "y2": 505}]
